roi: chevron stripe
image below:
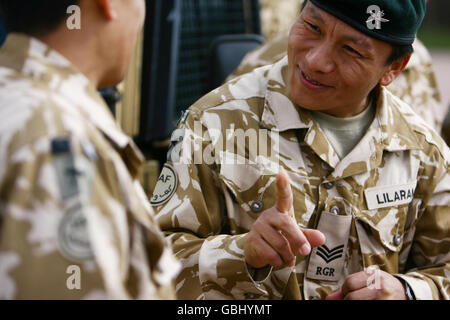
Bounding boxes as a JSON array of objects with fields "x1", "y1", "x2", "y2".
[
  {"x1": 316, "y1": 245, "x2": 345, "y2": 264},
  {"x1": 319, "y1": 245, "x2": 344, "y2": 255},
  {"x1": 317, "y1": 251, "x2": 343, "y2": 264}
]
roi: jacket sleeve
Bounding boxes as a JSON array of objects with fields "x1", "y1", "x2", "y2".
[
  {"x1": 396, "y1": 151, "x2": 450, "y2": 300},
  {"x1": 0, "y1": 131, "x2": 115, "y2": 299},
  {"x1": 153, "y1": 110, "x2": 289, "y2": 300},
  {"x1": 0, "y1": 127, "x2": 177, "y2": 300}
]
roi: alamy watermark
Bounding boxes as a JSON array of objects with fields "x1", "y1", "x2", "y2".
[
  {"x1": 366, "y1": 266, "x2": 382, "y2": 290},
  {"x1": 66, "y1": 265, "x2": 81, "y2": 290},
  {"x1": 66, "y1": 5, "x2": 81, "y2": 30},
  {"x1": 168, "y1": 121, "x2": 281, "y2": 174}
]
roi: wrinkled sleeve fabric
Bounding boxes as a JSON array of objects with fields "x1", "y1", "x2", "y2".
[
  {"x1": 397, "y1": 146, "x2": 450, "y2": 300},
  {"x1": 154, "y1": 109, "x2": 288, "y2": 300}
]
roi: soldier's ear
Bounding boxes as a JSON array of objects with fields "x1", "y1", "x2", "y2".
[
  {"x1": 379, "y1": 55, "x2": 411, "y2": 87},
  {"x1": 97, "y1": 0, "x2": 118, "y2": 21}
]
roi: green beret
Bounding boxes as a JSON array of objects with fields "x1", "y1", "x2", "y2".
[{"x1": 308, "y1": 0, "x2": 426, "y2": 45}]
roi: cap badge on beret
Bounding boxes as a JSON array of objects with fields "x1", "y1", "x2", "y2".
[
  {"x1": 309, "y1": 0, "x2": 427, "y2": 45},
  {"x1": 366, "y1": 5, "x2": 390, "y2": 30}
]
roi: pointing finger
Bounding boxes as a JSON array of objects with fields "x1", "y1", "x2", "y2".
[{"x1": 276, "y1": 168, "x2": 294, "y2": 217}]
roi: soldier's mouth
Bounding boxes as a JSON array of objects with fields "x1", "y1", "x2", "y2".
[{"x1": 299, "y1": 69, "x2": 332, "y2": 90}]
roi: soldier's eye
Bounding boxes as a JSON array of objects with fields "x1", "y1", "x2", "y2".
[
  {"x1": 305, "y1": 21, "x2": 321, "y2": 34},
  {"x1": 344, "y1": 45, "x2": 362, "y2": 57}
]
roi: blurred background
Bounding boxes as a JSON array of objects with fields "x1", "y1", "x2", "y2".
[{"x1": 419, "y1": 0, "x2": 450, "y2": 115}]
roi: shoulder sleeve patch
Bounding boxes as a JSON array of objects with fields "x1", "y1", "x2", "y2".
[
  {"x1": 150, "y1": 164, "x2": 178, "y2": 206},
  {"x1": 57, "y1": 204, "x2": 94, "y2": 263}
]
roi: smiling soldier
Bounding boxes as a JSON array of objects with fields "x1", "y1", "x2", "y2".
[
  {"x1": 231, "y1": 0, "x2": 445, "y2": 135},
  {"x1": 153, "y1": 0, "x2": 450, "y2": 300}
]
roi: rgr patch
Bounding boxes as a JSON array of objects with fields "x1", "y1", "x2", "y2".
[
  {"x1": 306, "y1": 212, "x2": 352, "y2": 282},
  {"x1": 151, "y1": 164, "x2": 178, "y2": 206},
  {"x1": 58, "y1": 204, "x2": 94, "y2": 262},
  {"x1": 364, "y1": 182, "x2": 417, "y2": 210}
]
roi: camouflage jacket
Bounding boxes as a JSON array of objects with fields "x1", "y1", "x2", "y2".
[
  {"x1": 229, "y1": 35, "x2": 445, "y2": 134},
  {"x1": 0, "y1": 33, "x2": 179, "y2": 300},
  {"x1": 154, "y1": 56, "x2": 450, "y2": 300}
]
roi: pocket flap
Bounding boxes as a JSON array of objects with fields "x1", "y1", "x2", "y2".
[{"x1": 355, "y1": 206, "x2": 408, "y2": 253}]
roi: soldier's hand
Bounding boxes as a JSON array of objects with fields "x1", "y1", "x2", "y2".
[
  {"x1": 326, "y1": 270, "x2": 407, "y2": 300},
  {"x1": 244, "y1": 169, "x2": 326, "y2": 269}
]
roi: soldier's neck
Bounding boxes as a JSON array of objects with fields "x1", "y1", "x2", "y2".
[{"x1": 37, "y1": 30, "x2": 103, "y2": 89}]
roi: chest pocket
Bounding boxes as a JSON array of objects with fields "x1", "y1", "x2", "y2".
[
  {"x1": 219, "y1": 162, "x2": 317, "y2": 232},
  {"x1": 354, "y1": 202, "x2": 410, "y2": 273},
  {"x1": 218, "y1": 162, "x2": 276, "y2": 230}
]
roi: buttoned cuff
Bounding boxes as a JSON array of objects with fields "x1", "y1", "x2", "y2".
[
  {"x1": 395, "y1": 274, "x2": 436, "y2": 300},
  {"x1": 246, "y1": 264, "x2": 273, "y2": 282}
]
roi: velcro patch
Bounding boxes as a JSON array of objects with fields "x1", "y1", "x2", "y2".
[{"x1": 364, "y1": 182, "x2": 417, "y2": 210}]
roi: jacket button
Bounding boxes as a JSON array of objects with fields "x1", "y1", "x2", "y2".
[
  {"x1": 250, "y1": 200, "x2": 264, "y2": 213},
  {"x1": 393, "y1": 234, "x2": 402, "y2": 246},
  {"x1": 324, "y1": 182, "x2": 335, "y2": 190},
  {"x1": 330, "y1": 206, "x2": 340, "y2": 215}
]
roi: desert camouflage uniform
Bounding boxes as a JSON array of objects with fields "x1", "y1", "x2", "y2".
[
  {"x1": 259, "y1": 0, "x2": 303, "y2": 40},
  {"x1": 0, "y1": 33, "x2": 179, "y2": 300},
  {"x1": 153, "y1": 56, "x2": 450, "y2": 300},
  {"x1": 229, "y1": 35, "x2": 445, "y2": 134}
]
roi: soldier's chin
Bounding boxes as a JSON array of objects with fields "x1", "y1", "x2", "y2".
[
  {"x1": 289, "y1": 89, "x2": 323, "y2": 112},
  {"x1": 297, "y1": 102, "x2": 325, "y2": 112},
  {"x1": 98, "y1": 73, "x2": 125, "y2": 90}
]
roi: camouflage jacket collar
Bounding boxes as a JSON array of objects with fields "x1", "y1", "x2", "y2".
[
  {"x1": 261, "y1": 56, "x2": 420, "y2": 174},
  {"x1": 0, "y1": 33, "x2": 144, "y2": 173}
]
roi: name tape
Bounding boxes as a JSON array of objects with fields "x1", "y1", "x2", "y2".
[{"x1": 364, "y1": 182, "x2": 417, "y2": 210}]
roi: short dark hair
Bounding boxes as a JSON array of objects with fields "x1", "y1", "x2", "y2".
[
  {"x1": 0, "y1": 0, "x2": 80, "y2": 36},
  {"x1": 386, "y1": 44, "x2": 414, "y2": 65}
]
